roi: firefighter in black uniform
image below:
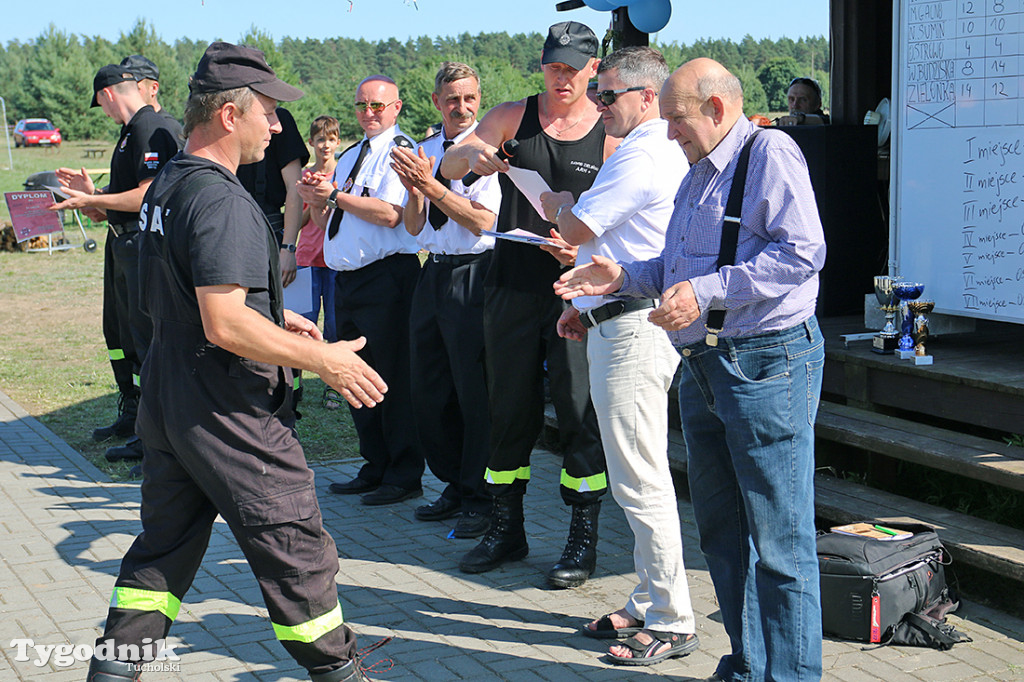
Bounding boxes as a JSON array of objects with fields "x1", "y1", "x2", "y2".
[
  {"x1": 84, "y1": 43, "x2": 386, "y2": 682},
  {"x1": 53, "y1": 64, "x2": 181, "y2": 461}
]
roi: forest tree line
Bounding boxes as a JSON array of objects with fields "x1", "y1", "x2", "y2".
[{"x1": 1, "y1": 21, "x2": 829, "y2": 144}]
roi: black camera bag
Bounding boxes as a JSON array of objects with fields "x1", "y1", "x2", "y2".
[{"x1": 817, "y1": 524, "x2": 954, "y2": 643}]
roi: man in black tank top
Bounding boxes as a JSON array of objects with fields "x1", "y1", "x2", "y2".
[{"x1": 440, "y1": 21, "x2": 612, "y2": 589}]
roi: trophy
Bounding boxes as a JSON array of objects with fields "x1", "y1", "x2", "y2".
[
  {"x1": 871, "y1": 276, "x2": 900, "y2": 353},
  {"x1": 907, "y1": 300, "x2": 935, "y2": 365},
  {"x1": 893, "y1": 281, "x2": 924, "y2": 359}
]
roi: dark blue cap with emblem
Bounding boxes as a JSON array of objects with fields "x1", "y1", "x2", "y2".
[{"x1": 542, "y1": 21, "x2": 599, "y2": 71}]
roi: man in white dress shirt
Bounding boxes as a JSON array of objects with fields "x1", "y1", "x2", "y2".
[
  {"x1": 390, "y1": 61, "x2": 501, "y2": 540},
  {"x1": 540, "y1": 46, "x2": 699, "y2": 666},
  {"x1": 298, "y1": 75, "x2": 424, "y2": 506}
]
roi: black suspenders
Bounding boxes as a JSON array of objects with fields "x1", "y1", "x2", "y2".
[{"x1": 704, "y1": 129, "x2": 762, "y2": 347}]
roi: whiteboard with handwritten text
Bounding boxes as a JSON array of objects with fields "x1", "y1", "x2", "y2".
[{"x1": 893, "y1": 0, "x2": 1024, "y2": 323}]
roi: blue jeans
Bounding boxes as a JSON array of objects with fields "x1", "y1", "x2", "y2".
[
  {"x1": 679, "y1": 317, "x2": 824, "y2": 682},
  {"x1": 301, "y1": 266, "x2": 338, "y2": 343}
]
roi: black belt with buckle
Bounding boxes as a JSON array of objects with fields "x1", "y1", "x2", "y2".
[
  {"x1": 428, "y1": 252, "x2": 485, "y2": 265},
  {"x1": 579, "y1": 298, "x2": 656, "y2": 329},
  {"x1": 108, "y1": 223, "x2": 138, "y2": 237}
]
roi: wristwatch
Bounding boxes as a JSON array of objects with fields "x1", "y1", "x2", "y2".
[
  {"x1": 281, "y1": 243, "x2": 296, "y2": 252},
  {"x1": 327, "y1": 188, "x2": 340, "y2": 210}
]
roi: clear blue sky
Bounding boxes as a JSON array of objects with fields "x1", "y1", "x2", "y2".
[{"x1": 1, "y1": 0, "x2": 829, "y2": 47}]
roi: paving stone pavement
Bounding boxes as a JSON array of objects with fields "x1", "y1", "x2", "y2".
[{"x1": 0, "y1": 388, "x2": 1022, "y2": 681}]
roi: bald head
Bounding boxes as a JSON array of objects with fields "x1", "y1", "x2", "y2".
[{"x1": 659, "y1": 58, "x2": 744, "y2": 164}]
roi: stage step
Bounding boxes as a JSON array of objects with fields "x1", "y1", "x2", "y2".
[{"x1": 815, "y1": 401, "x2": 1024, "y2": 492}]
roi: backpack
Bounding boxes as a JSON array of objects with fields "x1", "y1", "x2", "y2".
[{"x1": 817, "y1": 523, "x2": 972, "y2": 649}]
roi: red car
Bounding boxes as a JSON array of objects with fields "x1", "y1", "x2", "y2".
[{"x1": 13, "y1": 118, "x2": 62, "y2": 147}]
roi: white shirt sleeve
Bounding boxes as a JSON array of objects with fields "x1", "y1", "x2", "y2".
[{"x1": 572, "y1": 144, "x2": 654, "y2": 238}]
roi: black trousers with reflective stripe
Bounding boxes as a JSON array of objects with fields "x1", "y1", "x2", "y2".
[
  {"x1": 104, "y1": 340, "x2": 356, "y2": 675},
  {"x1": 482, "y1": 286, "x2": 606, "y2": 506},
  {"x1": 102, "y1": 229, "x2": 151, "y2": 395}
]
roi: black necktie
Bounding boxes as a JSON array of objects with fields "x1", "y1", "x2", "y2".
[
  {"x1": 328, "y1": 139, "x2": 371, "y2": 239},
  {"x1": 428, "y1": 140, "x2": 455, "y2": 230}
]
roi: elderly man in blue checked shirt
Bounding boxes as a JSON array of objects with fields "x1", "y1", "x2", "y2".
[{"x1": 555, "y1": 57, "x2": 827, "y2": 682}]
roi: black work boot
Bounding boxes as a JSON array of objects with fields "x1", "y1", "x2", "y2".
[
  {"x1": 105, "y1": 436, "x2": 144, "y2": 462},
  {"x1": 459, "y1": 494, "x2": 528, "y2": 574},
  {"x1": 92, "y1": 392, "x2": 138, "y2": 442},
  {"x1": 85, "y1": 657, "x2": 141, "y2": 681},
  {"x1": 310, "y1": 659, "x2": 368, "y2": 682},
  {"x1": 546, "y1": 501, "x2": 600, "y2": 588}
]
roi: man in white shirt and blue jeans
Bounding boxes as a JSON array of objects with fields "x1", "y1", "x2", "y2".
[{"x1": 541, "y1": 46, "x2": 699, "y2": 666}]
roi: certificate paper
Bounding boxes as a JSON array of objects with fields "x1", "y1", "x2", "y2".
[{"x1": 504, "y1": 167, "x2": 552, "y2": 221}]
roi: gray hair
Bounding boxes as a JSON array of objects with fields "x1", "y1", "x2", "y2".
[
  {"x1": 597, "y1": 46, "x2": 669, "y2": 91},
  {"x1": 695, "y1": 71, "x2": 743, "y2": 103},
  {"x1": 434, "y1": 61, "x2": 480, "y2": 94},
  {"x1": 183, "y1": 86, "x2": 255, "y2": 138}
]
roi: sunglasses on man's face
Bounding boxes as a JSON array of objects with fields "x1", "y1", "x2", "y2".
[
  {"x1": 354, "y1": 100, "x2": 398, "y2": 113},
  {"x1": 594, "y1": 86, "x2": 646, "y2": 106}
]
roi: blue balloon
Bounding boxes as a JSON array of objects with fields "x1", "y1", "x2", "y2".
[
  {"x1": 583, "y1": 0, "x2": 619, "y2": 9},
  {"x1": 628, "y1": 0, "x2": 672, "y2": 33}
]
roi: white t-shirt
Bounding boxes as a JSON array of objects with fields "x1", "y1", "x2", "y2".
[
  {"x1": 572, "y1": 118, "x2": 689, "y2": 310},
  {"x1": 415, "y1": 122, "x2": 501, "y2": 255},
  {"x1": 322, "y1": 124, "x2": 418, "y2": 271}
]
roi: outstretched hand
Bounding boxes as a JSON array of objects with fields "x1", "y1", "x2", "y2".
[
  {"x1": 320, "y1": 337, "x2": 388, "y2": 409},
  {"x1": 553, "y1": 254, "x2": 624, "y2": 300}
]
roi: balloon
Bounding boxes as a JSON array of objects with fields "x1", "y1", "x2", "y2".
[
  {"x1": 583, "y1": 0, "x2": 619, "y2": 10},
  {"x1": 627, "y1": 0, "x2": 672, "y2": 33}
]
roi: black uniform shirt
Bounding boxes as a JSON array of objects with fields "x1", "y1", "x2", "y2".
[
  {"x1": 236, "y1": 107, "x2": 309, "y2": 215},
  {"x1": 107, "y1": 104, "x2": 180, "y2": 227},
  {"x1": 138, "y1": 153, "x2": 282, "y2": 329}
]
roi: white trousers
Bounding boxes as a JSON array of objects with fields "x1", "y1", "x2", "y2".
[{"x1": 586, "y1": 309, "x2": 696, "y2": 634}]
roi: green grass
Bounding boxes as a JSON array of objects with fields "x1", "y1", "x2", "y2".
[{"x1": 1, "y1": 140, "x2": 361, "y2": 479}]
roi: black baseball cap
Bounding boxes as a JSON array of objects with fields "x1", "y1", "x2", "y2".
[
  {"x1": 541, "y1": 21, "x2": 599, "y2": 71},
  {"x1": 91, "y1": 64, "x2": 136, "y2": 108},
  {"x1": 120, "y1": 55, "x2": 160, "y2": 82},
  {"x1": 189, "y1": 41, "x2": 303, "y2": 102}
]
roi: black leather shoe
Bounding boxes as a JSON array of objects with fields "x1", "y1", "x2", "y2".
[
  {"x1": 453, "y1": 511, "x2": 491, "y2": 538},
  {"x1": 105, "y1": 436, "x2": 144, "y2": 462},
  {"x1": 415, "y1": 496, "x2": 461, "y2": 521},
  {"x1": 361, "y1": 484, "x2": 422, "y2": 506},
  {"x1": 85, "y1": 656, "x2": 142, "y2": 681},
  {"x1": 310, "y1": 659, "x2": 368, "y2": 682},
  {"x1": 328, "y1": 477, "x2": 380, "y2": 495}
]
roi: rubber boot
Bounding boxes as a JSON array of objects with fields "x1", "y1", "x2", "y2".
[
  {"x1": 546, "y1": 501, "x2": 600, "y2": 588},
  {"x1": 92, "y1": 392, "x2": 138, "y2": 442},
  {"x1": 85, "y1": 657, "x2": 141, "y2": 681},
  {"x1": 459, "y1": 494, "x2": 528, "y2": 574},
  {"x1": 310, "y1": 659, "x2": 367, "y2": 682}
]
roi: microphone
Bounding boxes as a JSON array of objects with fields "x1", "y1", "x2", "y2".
[{"x1": 462, "y1": 139, "x2": 519, "y2": 186}]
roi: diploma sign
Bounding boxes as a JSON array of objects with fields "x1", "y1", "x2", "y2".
[{"x1": 4, "y1": 191, "x2": 64, "y2": 242}]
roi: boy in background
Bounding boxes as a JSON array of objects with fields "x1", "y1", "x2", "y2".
[{"x1": 296, "y1": 116, "x2": 342, "y2": 406}]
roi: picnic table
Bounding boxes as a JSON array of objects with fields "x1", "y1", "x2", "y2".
[{"x1": 84, "y1": 148, "x2": 106, "y2": 158}]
